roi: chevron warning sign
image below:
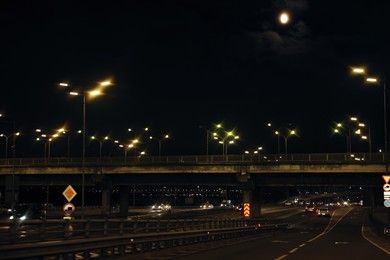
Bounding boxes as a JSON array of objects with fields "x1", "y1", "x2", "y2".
[{"x1": 243, "y1": 203, "x2": 250, "y2": 217}]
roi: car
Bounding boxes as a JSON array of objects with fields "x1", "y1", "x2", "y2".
[
  {"x1": 316, "y1": 207, "x2": 330, "y2": 217},
  {"x1": 150, "y1": 203, "x2": 171, "y2": 213},
  {"x1": 200, "y1": 201, "x2": 214, "y2": 209},
  {"x1": 10, "y1": 204, "x2": 47, "y2": 221},
  {"x1": 0, "y1": 206, "x2": 14, "y2": 220},
  {"x1": 220, "y1": 199, "x2": 233, "y2": 208},
  {"x1": 305, "y1": 205, "x2": 316, "y2": 212}
]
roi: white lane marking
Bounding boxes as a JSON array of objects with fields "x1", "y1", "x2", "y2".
[
  {"x1": 361, "y1": 225, "x2": 390, "y2": 255},
  {"x1": 276, "y1": 207, "x2": 353, "y2": 260},
  {"x1": 299, "y1": 243, "x2": 306, "y2": 247},
  {"x1": 335, "y1": 241, "x2": 349, "y2": 245},
  {"x1": 275, "y1": 254, "x2": 288, "y2": 260},
  {"x1": 308, "y1": 207, "x2": 353, "y2": 243}
]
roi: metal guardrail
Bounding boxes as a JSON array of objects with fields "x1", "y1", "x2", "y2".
[
  {"x1": 0, "y1": 218, "x2": 271, "y2": 245},
  {"x1": 0, "y1": 218, "x2": 289, "y2": 259},
  {"x1": 0, "y1": 153, "x2": 386, "y2": 166}
]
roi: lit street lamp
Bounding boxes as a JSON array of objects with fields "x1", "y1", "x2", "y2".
[
  {"x1": 199, "y1": 125, "x2": 216, "y2": 156},
  {"x1": 352, "y1": 67, "x2": 387, "y2": 171},
  {"x1": 149, "y1": 134, "x2": 170, "y2": 156},
  {"x1": 91, "y1": 135, "x2": 109, "y2": 159},
  {"x1": 119, "y1": 143, "x2": 134, "y2": 163},
  {"x1": 279, "y1": 130, "x2": 296, "y2": 156},
  {"x1": 244, "y1": 146, "x2": 263, "y2": 154},
  {"x1": 128, "y1": 127, "x2": 149, "y2": 156},
  {"x1": 268, "y1": 123, "x2": 296, "y2": 156},
  {"x1": 60, "y1": 80, "x2": 112, "y2": 218},
  {"x1": 0, "y1": 133, "x2": 10, "y2": 159},
  {"x1": 212, "y1": 125, "x2": 239, "y2": 156}
]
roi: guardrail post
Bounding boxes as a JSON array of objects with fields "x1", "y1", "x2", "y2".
[
  {"x1": 166, "y1": 219, "x2": 170, "y2": 232},
  {"x1": 64, "y1": 221, "x2": 73, "y2": 239},
  {"x1": 104, "y1": 219, "x2": 108, "y2": 236},
  {"x1": 39, "y1": 219, "x2": 46, "y2": 241},
  {"x1": 120, "y1": 219, "x2": 124, "y2": 235}
]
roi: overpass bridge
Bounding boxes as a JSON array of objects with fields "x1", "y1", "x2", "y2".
[{"x1": 0, "y1": 153, "x2": 387, "y2": 217}]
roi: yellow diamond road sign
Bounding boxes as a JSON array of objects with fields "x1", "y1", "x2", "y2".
[{"x1": 63, "y1": 185, "x2": 77, "y2": 202}]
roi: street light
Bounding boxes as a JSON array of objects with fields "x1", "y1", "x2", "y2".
[
  {"x1": 268, "y1": 123, "x2": 296, "y2": 156},
  {"x1": 273, "y1": 129, "x2": 296, "y2": 156},
  {"x1": 128, "y1": 127, "x2": 149, "y2": 156},
  {"x1": 199, "y1": 125, "x2": 218, "y2": 156},
  {"x1": 91, "y1": 135, "x2": 109, "y2": 159},
  {"x1": 352, "y1": 67, "x2": 387, "y2": 171},
  {"x1": 0, "y1": 134, "x2": 10, "y2": 158},
  {"x1": 119, "y1": 143, "x2": 134, "y2": 163},
  {"x1": 244, "y1": 146, "x2": 263, "y2": 154},
  {"x1": 149, "y1": 134, "x2": 170, "y2": 156},
  {"x1": 60, "y1": 80, "x2": 112, "y2": 218},
  {"x1": 267, "y1": 123, "x2": 280, "y2": 157},
  {"x1": 212, "y1": 127, "x2": 239, "y2": 156},
  {"x1": 35, "y1": 129, "x2": 63, "y2": 162}
]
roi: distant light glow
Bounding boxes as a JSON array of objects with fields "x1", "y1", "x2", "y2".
[
  {"x1": 89, "y1": 90, "x2": 102, "y2": 96},
  {"x1": 352, "y1": 68, "x2": 365, "y2": 74},
  {"x1": 279, "y1": 12, "x2": 289, "y2": 24},
  {"x1": 366, "y1": 78, "x2": 377, "y2": 83}
]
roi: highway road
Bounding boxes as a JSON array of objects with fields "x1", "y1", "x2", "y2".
[{"x1": 120, "y1": 206, "x2": 390, "y2": 260}]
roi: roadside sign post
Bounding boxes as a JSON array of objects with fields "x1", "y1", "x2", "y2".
[
  {"x1": 63, "y1": 202, "x2": 76, "y2": 219},
  {"x1": 62, "y1": 185, "x2": 77, "y2": 220}
]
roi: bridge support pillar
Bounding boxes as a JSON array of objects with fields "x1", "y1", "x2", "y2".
[
  {"x1": 242, "y1": 187, "x2": 262, "y2": 218},
  {"x1": 238, "y1": 170, "x2": 262, "y2": 218},
  {"x1": 94, "y1": 178, "x2": 112, "y2": 215},
  {"x1": 5, "y1": 175, "x2": 19, "y2": 208},
  {"x1": 101, "y1": 188, "x2": 111, "y2": 215},
  {"x1": 119, "y1": 187, "x2": 129, "y2": 214}
]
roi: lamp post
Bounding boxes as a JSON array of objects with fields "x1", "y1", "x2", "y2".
[
  {"x1": 244, "y1": 146, "x2": 263, "y2": 155},
  {"x1": 199, "y1": 125, "x2": 216, "y2": 156},
  {"x1": 268, "y1": 123, "x2": 296, "y2": 156},
  {"x1": 119, "y1": 143, "x2": 134, "y2": 163},
  {"x1": 0, "y1": 134, "x2": 10, "y2": 158},
  {"x1": 212, "y1": 128, "x2": 239, "y2": 156},
  {"x1": 280, "y1": 130, "x2": 296, "y2": 156},
  {"x1": 128, "y1": 127, "x2": 148, "y2": 156},
  {"x1": 60, "y1": 80, "x2": 112, "y2": 218},
  {"x1": 35, "y1": 137, "x2": 48, "y2": 162},
  {"x1": 267, "y1": 123, "x2": 280, "y2": 157},
  {"x1": 149, "y1": 134, "x2": 170, "y2": 156},
  {"x1": 352, "y1": 68, "x2": 387, "y2": 172},
  {"x1": 333, "y1": 126, "x2": 350, "y2": 153},
  {"x1": 91, "y1": 135, "x2": 109, "y2": 159}
]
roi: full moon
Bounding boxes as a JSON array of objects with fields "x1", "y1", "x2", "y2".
[{"x1": 279, "y1": 12, "x2": 289, "y2": 24}]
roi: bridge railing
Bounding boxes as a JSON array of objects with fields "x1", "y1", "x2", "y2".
[{"x1": 0, "y1": 153, "x2": 385, "y2": 166}]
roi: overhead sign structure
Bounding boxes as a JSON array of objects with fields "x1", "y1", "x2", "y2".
[
  {"x1": 63, "y1": 185, "x2": 77, "y2": 202},
  {"x1": 243, "y1": 203, "x2": 250, "y2": 217},
  {"x1": 383, "y1": 176, "x2": 390, "y2": 208}
]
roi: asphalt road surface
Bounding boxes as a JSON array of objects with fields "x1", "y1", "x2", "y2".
[{"x1": 121, "y1": 206, "x2": 390, "y2": 260}]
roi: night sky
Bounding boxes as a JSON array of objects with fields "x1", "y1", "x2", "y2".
[{"x1": 1, "y1": 0, "x2": 389, "y2": 157}]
